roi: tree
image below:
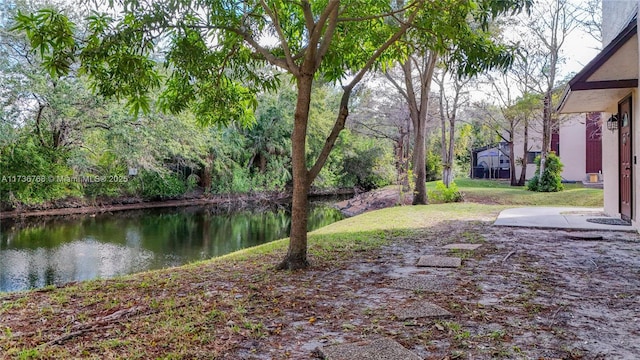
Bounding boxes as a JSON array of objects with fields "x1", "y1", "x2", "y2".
[
  {"x1": 14, "y1": 0, "x2": 530, "y2": 270},
  {"x1": 576, "y1": 0, "x2": 602, "y2": 44},
  {"x1": 349, "y1": 80, "x2": 413, "y2": 189},
  {"x1": 434, "y1": 65, "x2": 471, "y2": 187},
  {"x1": 382, "y1": 0, "x2": 530, "y2": 203},
  {"x1": 522, "y1": 0, "x2": 579, "y2": 184},
  {"x1": 384, "y1": 50, "x2": 436, "y2": 204},
  {"x1": 474, "y1": 64, "x2": 542, "y2": 186}
]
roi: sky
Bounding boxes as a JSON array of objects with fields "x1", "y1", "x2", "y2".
[{"x1": 558, "y1": 25, "x2": 601, "y2": 80}]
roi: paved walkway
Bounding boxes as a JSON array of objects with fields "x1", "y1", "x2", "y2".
[{"x1": 494, "y1": 207, "x2": 636, "y2": 231}]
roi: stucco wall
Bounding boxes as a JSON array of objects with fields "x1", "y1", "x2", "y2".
[
  {"x1": 603, "y1": 111, "x2": 620, "y2": 216},
  {"x1": 559, "y1": 115, "x2": 587, "y2": 182},
  {"x1": 602, "y1": 0, "x2": 638, "y2": 46},
  {"x1": 602, "y1": 89, "x2": 639, "y2": 221},
  {"x1": 510, "y1": 124, "x2": 543, "y2": 181},
  {"x1": 509, "y1": 116, "x2": 586, "y2": 182},
  {"x1": 597, "y1": 1, "x2": 639, "y2": 227},
  {"x1": 512, "y1": 163, "x2": 537, "y2": 181}
]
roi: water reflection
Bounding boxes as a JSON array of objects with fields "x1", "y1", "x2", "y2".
[{"x1": 0, "y1": 203, "x2": 343, "y2": 292}]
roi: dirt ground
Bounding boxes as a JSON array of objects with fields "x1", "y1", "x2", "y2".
[
  {"x1": 276, "y1": 221, "x2": 640, "y2": 359},
  {"x1": 3, "y1": 217, "x2": 639, "y2": 359},
  {"x1": 262, "y1": 220, "x2": 640, "y2": 359}
]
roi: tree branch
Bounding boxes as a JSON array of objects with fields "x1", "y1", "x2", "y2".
[
  {"x1": 314, "y1": 4, "x2": 339, "y2": 71},
  {"x1": 307, "y1": 89, "x2": 350, "y2": 184},
  {"x1": 307, "y1": 2, "x2": 423, "y2": 184},
  {"x1": 301, "y1": 0, "x2": 316, "y2": 37},
  {"x1": 259, "y1": 0, "x2": 298, "y2": 72},
  {"x1": 383, "y1": 70, "x2": 409, "y2": 102},
  {"x1": 308, "y1": 0, "x2": 340, "y2": 63},
  {"x1": 237, "y1": 31, "x2": 292, "y2": 72}
]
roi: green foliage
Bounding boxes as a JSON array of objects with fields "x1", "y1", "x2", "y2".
[
  {"x1": 428, "y1": 181, "x2": 463, "y2": 203},
  {"x1": 341, "y1": 137, "x2": 395, "y2": 190},
  {"x1": 0, "y1": 136, "x2": 80, "y2": 205},
  {"x1": 81, "y1": 152, "x2": 127, "y2": 198},
  {"x1": 425, "y1": 149, "x2": 443, "y2": 182},
  {"x1": 527, "y1": 152, "x2": 564, "y2": 192},
  {"x1": 455, "y1": 124, "x2": 474, "y2": 177},
  {"x1": 131, "y1": 170, "x2": 188, "y2": 200},
  {"x1": 5, "y1": 0, "x2": 531, "y2": 212}
]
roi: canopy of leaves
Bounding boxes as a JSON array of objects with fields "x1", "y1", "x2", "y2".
[{"x1": 12, "y1": 0, "x2": 532, "y2": 121}]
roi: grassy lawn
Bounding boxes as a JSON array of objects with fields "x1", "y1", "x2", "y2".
[
  {"x1": 431, "y1": 178, "x2": 604, "y2": 207},
  {"x1": 0, "y1": 181, "x2": 606, "y2": 359}
]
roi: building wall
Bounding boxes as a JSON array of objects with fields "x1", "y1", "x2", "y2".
[
  {"x1": 559, "y1": 115, "x2": 587, "y2": 182},
  {"x1": 511, "y1": 125, "x2": 542, "y2": 181},
  {"x1": 516, "y1": 164, "x2": 538, "y2": 180},
  {"x1": 603, "y1": 110, "x2": 620, "y2": 216},
  {"x1": 595, "y1": 1, "x2": 639, "y2": 225},
  {"x1": 602, "y1": 89, "x2": 639, "y2": 222},
  {"x1": 602, "y1": 0, "x2": 638, "y2": 46},
  {"x1": 509, "y1": 115, "x2": 588, "y2": 182}
]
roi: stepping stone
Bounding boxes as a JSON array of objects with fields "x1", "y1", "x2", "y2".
[
  {"x1": 417, "y1": 255, "x2": 461, "y2": 268},
  {"x1": 392, "y1": 276, "x2": 455, "y2": 292},
  {"x1": 443, "y1": 243, "x2": 483, "y2": 250},
  {"x1": 394, "y1": 302, "x2": 453, "y2": 320},
  {"x1": 562, "y1": 232, "x2": 604, "y2": 241},
  {"x1": 320, "y1": 337, "x2": 421, "y2": 360}
]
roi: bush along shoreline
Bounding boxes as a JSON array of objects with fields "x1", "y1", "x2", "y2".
[{"x1": 0, "y1": 187, "x2": 356, "y2": 219}]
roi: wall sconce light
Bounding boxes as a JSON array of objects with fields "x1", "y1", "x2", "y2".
[{"x1": 607, "y1": 114, "x2": 618, "y2": 131}]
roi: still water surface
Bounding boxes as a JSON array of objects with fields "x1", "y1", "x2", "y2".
[{"x1": 0, "y1": 203, "x2": 343, "y2": 292}]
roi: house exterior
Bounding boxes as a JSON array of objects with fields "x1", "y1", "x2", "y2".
[
  {"x1": 471, "y1": 113, "x2": 602, "y2": 183},
  {"x1": 558, "y1": 0, "x2": 638, "y2": 225},
  {"x1": 555, "y1": 113, "x2": 603, "y2": 183}
]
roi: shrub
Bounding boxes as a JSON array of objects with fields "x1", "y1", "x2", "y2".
[
  {"x1": 527, "y1": 152, "x2": 564, "y2": 192},
  {"x1": 82, "y1": 152, "x2": 127, "y2": 198},
  {"x1": 132, "y1": 170, "x2": 188, "y2": 199},
  {"x1": 341, "y1": 144, "x2": 395, "y2": 190},
  {"x1": 425, "y1": 150, "x2": 442, "y2": 182},
  {"x1": 0, "y1": 138, "x2": 81, "y2": 205},
  {"x1": 428, "y1": 181, "x2": 463, "y2": 203}
]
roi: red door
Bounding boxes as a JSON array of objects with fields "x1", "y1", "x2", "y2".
[
  {"x1": 619, "y1": 95, "x2": 632, "y2": 221},
  {"x1": 585, "y1": 112, "x2": 602, "y2": 174}
]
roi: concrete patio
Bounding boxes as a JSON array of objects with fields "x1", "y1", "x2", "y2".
[{"x1": 493, "y1": 207, "x2": 636, "y2": 232}]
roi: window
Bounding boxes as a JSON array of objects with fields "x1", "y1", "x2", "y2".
[{"x1": 527, "y1": 151, "x2": 541, "y2": 164}]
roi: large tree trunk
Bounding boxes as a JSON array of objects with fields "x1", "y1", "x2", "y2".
[
  {"x1": 538, "y1": 91, "x2": 553, "y2": 181},
  {"x1": 412, "y1": 123, "x2": 427, "y2": 204},
  {"x1": 518, "y1": 119, "x2": 529, "y2": 186},
  {"x1": 509, "y1": 139, "x2": 517, "y2": 186},
  {"x1": 410, "y1": 53, "x2": 438, "y2": 204},
  {"x1": 443, "y1": 116, "x2": 456, "y2": 187},
  {"x1": 277, "y1": 75, "x2": 313, "y2": 270}
]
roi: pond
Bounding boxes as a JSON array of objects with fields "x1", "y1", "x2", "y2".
[{"x1": 0, "y1": 202, "x2": 344, "y2": 293}]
